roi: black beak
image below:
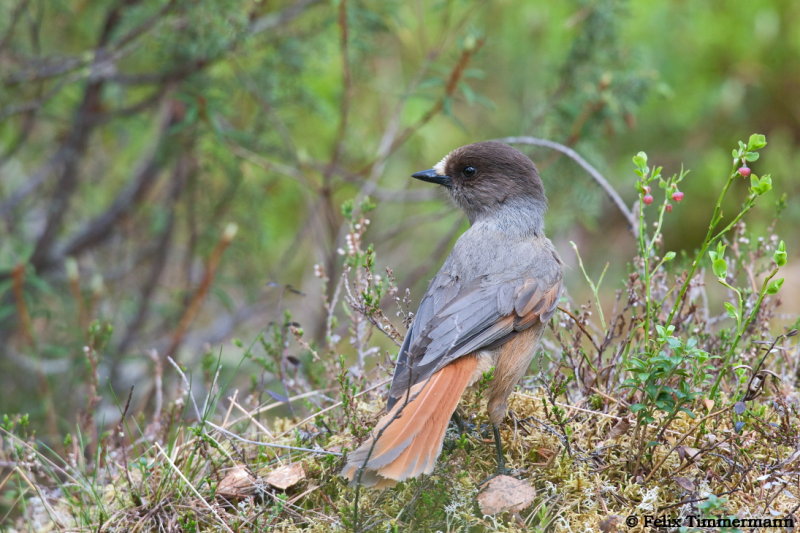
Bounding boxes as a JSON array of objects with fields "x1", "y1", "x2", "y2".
[{"x1": 411, "y1": 168, "x2": 452, "y2": 188}]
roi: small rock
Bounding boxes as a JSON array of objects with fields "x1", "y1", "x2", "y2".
[{"x1": 477, "y1": 475, "x2": 536, "y2": 515}]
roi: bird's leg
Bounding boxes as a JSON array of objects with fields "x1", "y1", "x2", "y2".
[
  {"x1": 492, "y1": 424, "x2": 510, "y2": 475},
  {"x1": 479, "y1": 424, "x2": 512, "y2": 486}
]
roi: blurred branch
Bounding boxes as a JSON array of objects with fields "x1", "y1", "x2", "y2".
[
  {"x1": 0, "y1": 0, "x2": 29, "y2": 53},
  {"x1": 24, "y1": 1, "x2": 138, "y2": 273},
  {"x1": 0, "y1": 103, "x2": 36, "y2": 167},
  {"x1": 2, "y1": 0, "x2": 326, "y2": 281},
  {"x1": 109, "y1": 0, "x2": 322, "y2": 87},
  {"x1": 52, "y1": 99, "x2": 179, "y2": 266},
  {"x1": 400, "y1": 216, "x2": 464, "y2": 291},
  {"x1": 165, "y1": 223, "x2": 239, "y2": 360},
  {"x1": 308, "y1": 37, "x2": 485, "y2": 342},
  {"x1": 227, "y1": 143, "x2": 313, "y2": 188},
  {"x1": 231, "y1": 64, "x2": 304, "y2": 168},
  {"x1": 5, "y1": 348, "x2": 71, "y2": 375},
  {"x1": 376, "y1": 208, "x2": 455, "y2": 244},
  {"x1": 313, "y1": 0, "x2": 354, "y2": 330},
  {"x1": 2, "y1": 54, "x2": 84, "y2": 86},
  {"x1": 1, "y1": 0, "x2": 169, "y2": 86},
  {"x1": 156, "y1": 302, "x2": 271, "y2": 358},
  {"x1": 0, "y1": 95, "x2": 176, "y2": 281},
  {"x1": 0, "y1": 152, "x2": 56, "y2": 225},
  {"x1": 362, "y1": 38, "x2": 486, "y2": 175},
  {"x1": 327, "y1": 0, "x2": 351, "y2": 180},
  {"x1": 248, "y1": 0, "x2": 321, "y2": 35},
  {"x1": 10, "y1": 264, "x2": 33, "y2": 346},
  {"x1": 497, "y1": 136, "x2": 637, "y2": 235},
  {"x1": 368, "y1": 187, "x2": 439, "y2": 203},
  {"x1": 114, "y1": 153, "x2": 190, "y2": 368},
  {"x1": 112, "y1": 0, "x2": 178, "y2": 50},
  {"x1": 0, "y1": 69, "x2": 88, "y2": 120}
]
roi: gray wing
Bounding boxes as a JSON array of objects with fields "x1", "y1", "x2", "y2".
[{"x1": 387, "y1": 244, "x2": 562, "y2": 409}]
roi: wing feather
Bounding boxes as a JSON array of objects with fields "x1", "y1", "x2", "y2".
[{"x1": 387, "y1": 245, "x2": 562, "y2": 405}]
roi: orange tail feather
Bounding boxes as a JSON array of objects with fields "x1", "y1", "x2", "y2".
[{"x1": 341, "y1": 355, "x2": 478, "y2": 488}]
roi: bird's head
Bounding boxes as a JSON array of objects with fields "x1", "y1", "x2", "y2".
[{"x1": 412, "y1": 141, "x2": 546, "y2": 223}]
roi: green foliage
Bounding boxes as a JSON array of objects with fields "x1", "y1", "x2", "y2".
[
  {"x1": 625, "y1": 325, "x2": 715, "y2": 425},
  {"x1": 1, "y1": 0, "x2": 797, "y2": 440},
  {"x1": 623, "y1": 134, "x2": 786, "y2": 437},
  {"x1": 1, "y1": 0, "x2": 799, "y2": 529}
]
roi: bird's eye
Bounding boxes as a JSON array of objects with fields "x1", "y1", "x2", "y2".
[{"x1": 462, "y1": 166, "x2": 476, "y2": 178}]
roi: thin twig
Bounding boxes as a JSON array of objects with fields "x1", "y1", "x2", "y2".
[
  {"x1": 226, "y1": 388, "x2": 336, "y2": 427},
  {"x1": 276, "y1": 378, "x2": 391, "y2": 438},
  {"x1": 153, "y1": 442, "x2": 235, "y2": 533},
  {"x1": 496, "y1": 136, "x2": 637, "y2": 235},
  {"x1": 206, "y1": 423, "x2": 342, "y2": 457},
  {"x1": 642, "y1": 405, "x2": 732, "y2": 485},
  {"x1": 557, "y1": 306, "x2": 600, "y2": 353}
]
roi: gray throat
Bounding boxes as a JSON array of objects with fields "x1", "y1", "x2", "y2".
[{"x1": 468, "y1": 196, "x2": 546, "y2": 238}]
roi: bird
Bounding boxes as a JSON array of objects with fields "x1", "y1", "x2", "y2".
[{"x1": 341, "y1": 141, "x2": 563, "y2": 488}]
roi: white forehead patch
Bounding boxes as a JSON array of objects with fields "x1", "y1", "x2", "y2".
[{"x1": 433, "y1": 150, "x2": 452, "y2": 176}]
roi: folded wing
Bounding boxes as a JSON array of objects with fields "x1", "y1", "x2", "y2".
[{"x1": 387, "y1": 250, "x2": 562, "y2": 409}]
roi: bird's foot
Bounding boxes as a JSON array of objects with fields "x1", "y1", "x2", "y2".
[
  {"x1": 449, "y1": 410, "x2": 476, "y2": 435},
  {"x1": 478, "y1": 465, "x2": 520, "y2": 487}
]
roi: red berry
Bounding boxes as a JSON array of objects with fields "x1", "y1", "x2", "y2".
[
  {"x1": 738, "y1": 166, "x2": 751, "y2": 177},
  {"x1": 642, "y1": 185, "x2": 651, "y2": 194},
  {"x1": 672, "y1": 190, "x2": 684, "y2": 202},
  {"x1": 665, "y1": 203, "x2": 673, "y2": 212},
  {"x1": 643, "y1": 194, "x2": 654, "y2": 205}
]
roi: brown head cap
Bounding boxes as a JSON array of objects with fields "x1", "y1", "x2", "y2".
[{"x1": 412, "y1": 141, "x2": 546, "y2": 223}]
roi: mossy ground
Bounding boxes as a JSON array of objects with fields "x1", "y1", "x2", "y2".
[{"x1": 7, "y1": 374, "x2": 798, "y2": 532}]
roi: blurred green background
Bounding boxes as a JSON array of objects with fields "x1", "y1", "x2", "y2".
[{"x1": 1, "y1": 0, "x2": 798, "y2": 437}]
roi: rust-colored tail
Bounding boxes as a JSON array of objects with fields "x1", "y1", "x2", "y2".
[{"x1": 341, "y1": 356, "x2": 478, "y2": 488}]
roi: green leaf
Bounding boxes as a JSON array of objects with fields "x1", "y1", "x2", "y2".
[
  {"x1": 655, "y1": 399, "x2": 674, "y2": 411},
  {"x1": 417, "y1": 77, "x2": 444, "y2": 90},
  {"x1": 761, "y1": 174, "x2": 773, "y2": 190},
  {"x1": 712, "y1": 257, "x2": 728, "y2": 279},
  {"x1": 747, "y1": 133, "x2": 767, "y2": 151},
  {"x1": 749, "y1": 175, "x2": 760, "y2": 194},
  {"x1": 750, "y1": 174, "x2": 772, "y2": 195},
  {"x1": 774, "y1": 240, "x2": 787, "y2": 267},
  {"x1": 766, "y1": 278, "x2": 784, "y2": 295},
  {"x1": 723, "y1": 301, "x2": 738, "y2": 320},
  {"x1": 341, "y1": 199, "x2": 354, "y2": 219},
  {"x1": 442, "y1": 96, "x2": 453, "y2": 116},
  {"x1": 628, "y1": 358, "x2": 647, "y2": 370},
  {"x1": 744, "y1": 151, "x2": 760, "y2": 162},
  {"x1": 645, "y1": 384, "x2": 660, "y2": 400},
  {"x1": 460, "y1": 82, "x2": 477, "y2": 104},
  {"x1": 662, "y1": 251, "x2": 676, "y2": 262},
  {"x1": 360, "y1": 196, "x2": 376, "y2": 213},
  {"x1": 666, "y1": 337, "x2": 682, "y2": 350},
  {"x1": 632, "y1": 151, "x2": 648, "y2": 169}
]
